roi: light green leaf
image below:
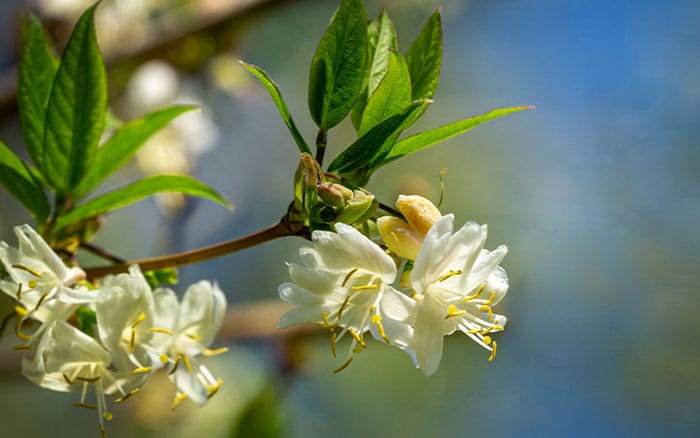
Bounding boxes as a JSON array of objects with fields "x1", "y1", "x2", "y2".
[
  {"x1": 328, "y1": 99, "x2": 430, "y2": 175},
  {"x1": 42, "y1": 4, "x2": 106, "y2": 194},
  {"x1": 240, "y1": 61, "x2": 311, "y2": 154},
  {"x1": 0, "y1": 141, "x2": 50, "y2": 221},
  {"x1": 74, "y1": 105, "x2": 197, "y2": 199},
  {"x1": 381, "y1": 106, "x2": 534, "y2": 166},
  {"x1": 308, "y1": 0, "x2": 368, "y2": 129},
  {"x1": 405, "y1": 9, "x2": 443, "y2": 100},
  {"x1": 56, "y1": 174, "x2": 232, "y2": 229},
  {"x1": 358, "y1": 50, "x2": 411, "y2": 136},
  {"x1": 18, "y1": 12, "x2": 58, "y2": 175}
]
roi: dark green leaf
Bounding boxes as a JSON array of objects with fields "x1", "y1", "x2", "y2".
[
  {"x1": 74, "y1": 105, "x2": 197, "y2": 199},
  {"x1": 381, "y1": 106, "x2": 534, "y2": 166},
  {"x1": 55, "y1": 174, "x2": 233, "y2": 229},
  {"x1": 76, "y1": 306, "x2": 97, "y2": 337},
  {"x1": 18, "y1": 12, "x2": 58, "y2": 174},
  {"x1": 308, "y1": 0, "x2": 368, "y2": 129},
  {"x1": 405, "y1": 9, "x2": 443, "y2": 100},
  {"x1": 328, "y1": 99, "x2": 430, "y2": 174},
  {"x1": 0, "y1": 141, "x2": 50, "y2": 221},
  {"x1": 240, "y1": 61, "x2": 311, "y2": 154},
  {"x1": 358, "y1": 50, "x2": 411, "y2": 136},
  {"x1": 43, "y1": 4, "x2": 107, "y2": 194}
]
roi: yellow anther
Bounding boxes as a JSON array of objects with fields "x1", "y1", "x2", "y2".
[
  {"x1": 350, "y1": 284, "x2": 378, "y2": 291},
  {"x1": 337, "y1": 296, "x2": 351, "y2": 319},
  {"x1": 462, "y1": 285, "x2": 485, "y2": 302},
  {"x1": 130, "y1": 312, "x2": 146, "y2": 328},
  {"x1": 438, "y1": 270, "x2": 463, "y2": 282},
  {"x1": 371, "y1": 314, "x2": 390, "y2": 344},
  {"x1": 370, "y1": 314, "x2": 382, "y2": 324},
  {"x1": 129, "y1": 329, "x2": 136, "y2": 352},
  {"x1": 132, "y1": 367, "x2": 152, "y2": 374},
  {"x1": 478, "y1": 304, "x2": 494, "y2": 321},
  {"x1": 12, "y1": 344, "x2": 32, "y2": 351},
  {"x1": 342, "y1": 268, "x2": 358, "y2": 287},
  {"x1": 203, "y1": 346, "x2": 229, "y2": 356},
  {"x1": 330, "y1": 331, "x2": 338, "y2": 358},
  {"x1": 445, "y1": 304, "x2": 466, "y2": 319},
  {"x1": 185, "y1": 333, "x2": 203, "y2": 341},
  {"x1": 15, "y1": 283, "x2": 22, "y2": 300},
  {"x1": 348, "y1": 329, "x2": 365, "y2": 347},
  {"x1": 99, "y1": 423, "x2": 107, "y2": 438},
  {"x1": 483, "y1": 335, "x2": 492, "y2": 345},
  {"x1": 182, "y1": 355, "x2": 193, "y2": 373},
  {"x1": 169, "y1": 357, "x2": 180, "y2": 375},
  {"x1": 488, "y1": 341, "x2": 497, "y2": 362},
  {"x1": 15, "y1": 322, "x2": 31, "y2": 340},
  {"x1": 332, "y1": 357, "x2": 354, "y2": 374},
  {"x1": 115, "y1": 388, "x2": 140, "y2": 403},
  {"x1": 485, "y1": 290, "x2": 497, "y2": 305},
  {"x1": 34, "y1": 291, "x2": 51, "y2": 311},
  {"x1": 63, "y1": 373, "x2": 75, "y2": 385},
  {"x1": 160, "y1": 354, "x2": 170, "y2": 364},
  {"x1": 72, "y1": 402, "x2": 97, "y2": 410},
  {"x1": 103, "y1": 412, "x2": 113, "y2": 421},
  {"x1": 207, "y1": 378, "x2": 224, "y2": 398},
  {"x1": 14, "y1": 305, "x2": 28, "y2": 316},
  {"x1": 171, "y1": 393, "x2": 188, "y2": 411},
  {"x1": 11, "y1": 264, "x2": 43, "y2": 278},
  {"x1": 76, "y1": 376, "x2": 101, "y2": 382},
  {"x1": 28, "y1": 280, "x2": 37, "y2": 289},
  {"x1": 352, "y1": 343, "x2": 365, "y2": 353},
  {"x1": 148, "y1": 327, "x2": 173, "y2": 335}
]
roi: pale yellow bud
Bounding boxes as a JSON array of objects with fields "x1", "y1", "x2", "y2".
[
  {"x1": 377, "y1": 216, "x2": 423, "y2": 260},
  {"x1": 396, "y1": 195, "x2": 442, "y2": 235}
]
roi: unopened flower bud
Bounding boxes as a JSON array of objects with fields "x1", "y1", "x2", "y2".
[
  {"x1": 377, "y1": 216, "x2": 423, "y2": 260},
  {"x1": 396, "y1": 195, "x2": 441, "y2": 235},
  {"x1": 336, "y1": 191, "x2": 375, "y2": 224},
  {"x1": 317, "y1": 183, "x2": 353, "y2": 208}
]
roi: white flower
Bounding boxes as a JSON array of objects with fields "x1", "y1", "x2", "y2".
[
  {"x1": 22, "y1": 321, "x2": 144, "y2": 436},
  {"x1": 0, "y1": 225, "x2": 96, "y2": 343},
  {"x1": 408, "y1": 214, "x2": 509, "y2": 376},
  {"x1": 278, "y1": 223, "x2": 414, "y2": 372},
  {"x1": 151, "y1": 281, "x2": 228, "y2": 408}
]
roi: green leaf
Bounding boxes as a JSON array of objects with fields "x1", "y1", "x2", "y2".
[
  {"x1": 351, "y1": 10, "x2": 398, "y2": 129},
  {"x1": 328, "y1": 99, "x2": 430, "y2": 174},
  {"x1": 240, "y1": 61, "x2": 311, "y2": 154},
  {"x1": 55, "y1": 174, "x2": 233, "y2": 229},
  {"x1": 308, "y1": 0, "x2": 368, "y2": 129},
  {"x1": 0, "y1": 141, "x2": 50, "y2": 221},
  {"x1": 381, "y1": 106, "x2": 534, "y2": 166},
  {"x1": 75, "y1": 306, "x2": 97, "y2": 337},
  {"x1": 74, "y1": 105, "x2": 197, "y2": 199},
  {"x1": 358, "y1": 50, "x2": 411, "y2": 136},
  {"x1": 18, "y1": 12, "x2": 59, "y2": 174},
  {"x1": 405, "y1": 9, "x2": 443, "y2": 100},
  {"x1": 42, "y1": 4, "x2": 107, "y2": 194},
  {"x1": 143, "y1": 268, "x2": 178, "y2": 289}
]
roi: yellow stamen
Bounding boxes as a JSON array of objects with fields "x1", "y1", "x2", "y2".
[
  {"x1": 371, "y1": 314, "x2": 390, "y2": 344},
  {"x1": 438, "y1": 270, "x2": 462, "y2": 282},
  {"x1": 169, "y1": 357, "x2": 180, "y2": 375},
  {"x1": 129, "y1": 329, "x2": 136, "y2": 352},
  {"x1": 203, "y1": 346, "x2": 229, "y2": 356},
  {"x1": 15, "y1": 283, "x2": 22, "y2": 300},
  {"x1": 351, "y1": 284, "x2": 378, "y2": 291},
  {"x1": 478, "y1": 304, "x2": 494, "y2": 321},
  {"x1": 14, "y1": 305, "x2": 28, "y2": 317},
  {"x1": 322, "y1": 311, "x2": 331, "y2": 327},
  {"x1": 182, "y1": 355, "x2": 193, "y2": 373},
  {"x1": 171, "y1": 393, "x2": 188, "y2": 411},
  {"x1": 160, "y1": 354, "x2": 170, "y2": 364},
  {"x1": 63, "y1": 373, "x2": 75, "y2": 385},
  {"x1": 12, "y1": 344, "x2": 32, "y2": 351},
  {"x1": 488, "y1": 341, "x2": 497, "y2": 362},
  {"x1": 342, "y1": 268, "x2": 358, "y2": 287},
  {"x1": 99, "y1": 423, "x2": 107, "y2": 438},
  {"x1": 15, "y1": 322, "x2": 31, "y2": 340},
  {"x1": 34, "y1": 291, "x2": 51, "y2": 311},
  {"x1": 185, "y1": 333, "x2": 202, "y2": 341},
  {"x1": 72, "y1": 402, "x2": 97, "y2": 410},
  {"x1": 445, "y1": 304, "x2": 466, "y2": 319},
  {"x1": 483, "y1": 335, "x2": 492, "y2": 345},
  {"x1": 337, "y1": 296, "x2": 351, "y2": 319},
  {"x1": 332, "y1": 357, "x2": 354, "y2": 374},
  {"x1": 76, "y1": 376, "x2": 101, "y2": 382},
  {"x1": 462, "y1": 285, "x2": 485, "y2": 302},
  {"x1": 130, "y1": 312, "x2": 146, "y2": 328},
  {"x1": 132, "y1": 367, "x2": 152, "y2": 374},
  {"x1": 207, "y1": 378, "x2": 224, "y2": 398},
  {"x1": 11, "y1": 264, "x2": 43, "y2": 278},
  {"x1": 115, "y1": 388, "x2": 140, "y2": 403},
  {"x1": 348, "y1": 328, "x2": 365, "y2": 347},
  {"x1": 103, "y1": 412, "x2": 113, "y2": 421},
  {"x1": 28, "y1": 280, "x2": 37, "y2": 289},
  {"x1": 352, "y1": 343, "x2": 365, "y2": 353},
  {"x1": 330, "y1": 331, "x2": 338, "y2": 358},
  {"x1": 485, "y1": 290, "x2": 497, "y2": 305},
  {"x1": 147, "y1": 327, "x2": 173, "y2": 335}
]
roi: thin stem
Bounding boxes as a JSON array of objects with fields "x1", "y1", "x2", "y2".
[
  {"x1": 378, "y1": 201, "x2": 402, "y2": 218},
  {"x1": 80, "y1": 242, "x2": 127, "y2": 264},
  {"x1": 84, "y1": 220, "x2": 307, "y2": 280},
  {"x1": 315, "y1": 128, "x2": 327, "y2": 166}
]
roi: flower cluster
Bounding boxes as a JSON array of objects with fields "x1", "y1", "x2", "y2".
[
  {"x1": 279, "y1": 195, "x2": 509, "y2": 376},
  {"x1": 0, "y1": 225, "x2": 227, "y2": 436}
]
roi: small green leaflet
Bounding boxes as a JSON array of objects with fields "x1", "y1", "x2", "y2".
[
  {"x1": 74, "y1": 105, "x2": 197, "y2": 199},
  {"x1": 240, "y1": 61, "x2": 311, "y2": 155},
  {"x1": 55, "y1": 174, "x2": 233, "y2": 230},
  {"x1": 380, "y1": 105, "x2": 534, "y2": 166},
  {"x1": 405, "y1": 9, "x2": 443, "y2": 100},
  {"x1": 42, "y1": 4, "x2": 107, "y2": 194},
  {"x1": 0, "y1": 141, "x2": 50, "y2": 221},
  {"x1": 308, "y1": 0, "x2": 368, "y2": 130},
  {"x1": 18, "y1": 12, "x2": 58, "y2": 176}
]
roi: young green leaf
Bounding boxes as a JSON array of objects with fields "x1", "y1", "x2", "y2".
[
  {"x1": 328, "y1": 99, "x2": 430, "y2": 175},
  {"x1": 351, "y1": 10, "x2": 398, "y2": 129},
  {"x1": 240, "y1": 61, "x2": 311, "y2": 154},
  {"x1": 55, "y1": 174, "x2": 233, "y2": 229},
  {"x1": 308, "y1": 0, "x2": 368, "y2": 130},
  {"x1": 380, "y1": 105, "x2": 534, "y2": 166},
  {"x1": 358, "y1": 50, "x2": 411, "y2": 136},
  {"x1": 0, "y1": 141, "x2": 50, "y2": 221},
  {"x1": 42, "y1": 4, "x2": 107, "y2": 194},
  {"x1": 18, "y1": 12, "x2": 58, "y2": 175},
  {"x1": 74, "y1": 105, "x2": 197, "y2": 199},
  {"x1": 405, "y1": 9, "x2": 443, "y2": 100}
]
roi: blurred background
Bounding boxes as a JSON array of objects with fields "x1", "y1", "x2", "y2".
[{"x1": 0, "y1": 0, "x2": 698, "y2": 436}]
